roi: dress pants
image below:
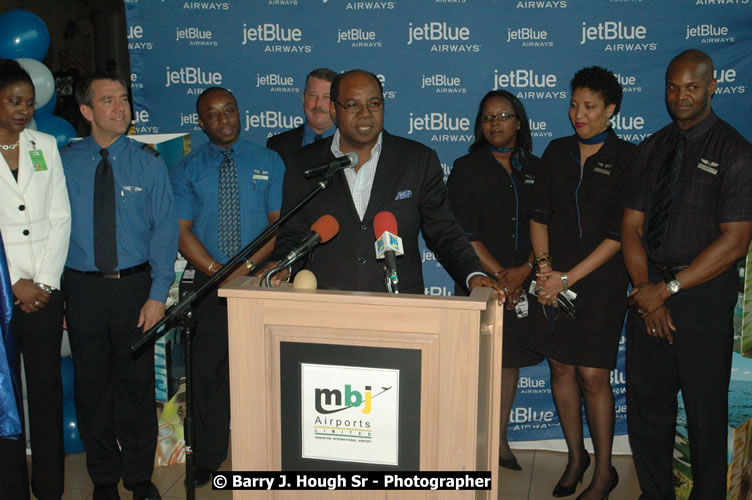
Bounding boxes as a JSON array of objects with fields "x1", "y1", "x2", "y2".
[
  {"x1": 63, "y1": 268, "x2": 157, "y2": 488},
  {"x1": 180, "y1": 267, "x2": 229, "y2": 470},
  {"x1": 0, "y1": 419, "x2": 30, "y2": 500},
  {"x1": 10, "y1": 290, "x2": 65, "y2": 499},
  {"x1": 626, "y1": 268, "x2": 735, "y2": 500}
]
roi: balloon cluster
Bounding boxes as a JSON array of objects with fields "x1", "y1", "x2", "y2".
[{"x1": 0, "y1": 9, "x2": 77, "y2": 149}]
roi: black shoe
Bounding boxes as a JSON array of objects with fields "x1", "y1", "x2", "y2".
[
  {"x1": 131, "y1": 481, "x2": 161, "y2": 500},
  {"x1": 575, "y1": 466, "x2": 619, "y2": 500},
  {"x1": 499, "y1": 454, "x2": 523, "y2": 471},
  {"x1": 552, "y1": 453, "x2": 591, "y2": 497},
  {"x1": 186, "y1": 466, "x2": 213, "y2": 488},
  {"x1": 93, "y1": 484, "x2": 120, "y2": 500}
]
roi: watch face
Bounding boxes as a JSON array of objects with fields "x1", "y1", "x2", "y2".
[{"x1": 668, "y1": 280, "x2": 681, "y2": 294}]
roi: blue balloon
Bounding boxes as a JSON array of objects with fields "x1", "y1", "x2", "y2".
[
  {"x1": 62, "y1": 397, "x2": 84, "y2": 454},
  {"x1": 34, "y1": 114, "x2": 77, "y2": 150},
  {"x1": 0, "y1": 10, "x2": 50, "y2": 61},
  {"x1": 35, "y1": 89, "x2": 57, "y2": 115},
  {"x1": 60, "y1": 356, "x2": 74, "y2": 399}
]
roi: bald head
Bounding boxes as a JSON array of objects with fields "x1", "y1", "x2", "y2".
[
  {"x1": 667, "y1": 49, "x2": 714, "y2": 82},
  {"x1": 665, "y1": 49, "x2": 717, "y2": 130}
]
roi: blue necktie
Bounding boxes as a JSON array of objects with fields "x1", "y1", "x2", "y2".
[{"x1": 217, "y1": 148, "x2": 240, "y2": 258}]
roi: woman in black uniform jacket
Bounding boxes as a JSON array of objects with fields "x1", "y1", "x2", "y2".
[
  {"x1": 528, "y1": 67, "x2": 636, "y2": 499},
  {"x1": 447, "y1": 90, "x2": 543, "y2": 472}
]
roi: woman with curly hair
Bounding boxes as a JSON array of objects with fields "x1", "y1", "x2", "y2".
[{"x1": 528, "y1": 66, "x2": 636, "y2": 499}]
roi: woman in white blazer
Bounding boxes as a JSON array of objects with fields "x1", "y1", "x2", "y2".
[{"x1": 0, "y1": 58, "x2": 71, "y2": 500}]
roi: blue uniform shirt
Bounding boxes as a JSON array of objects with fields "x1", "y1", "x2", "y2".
[
  {"x1": 302, "y1": 122, "x2": 336, "y2": 147},
  {"x1": 62, "y1": 135, "x2": 179, "y2": 302},
  {"x1": 171, "y1": 138, "x2": 284, "y2": 263}
]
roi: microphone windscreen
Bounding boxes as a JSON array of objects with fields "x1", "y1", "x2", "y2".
[
  {"x1": 293, "y1": 269, "x2": 317, "y2": 290},
  {"x1": 311, "y1": 214, "x2": 339, "y2": 243},
  {"x1": 346, "y1": 151, "x2": 360, "y2": 167},
  {"x1": 373, "y1": 211, "x2": 398, "y2": 239}
]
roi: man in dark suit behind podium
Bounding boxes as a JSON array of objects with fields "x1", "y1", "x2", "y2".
[
  {"x1": 266, "y1": 68, "x2": 337, "y2": 167},
  {"x1": 269, "y1": 69, "x2": 502, "y2": 297}
]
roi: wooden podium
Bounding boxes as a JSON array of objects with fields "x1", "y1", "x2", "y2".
[{"x1": 218, "y1": 278, "x2": 503, "y2": 499}]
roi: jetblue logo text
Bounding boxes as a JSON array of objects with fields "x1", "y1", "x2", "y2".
[
  {"x1": 580, "y1": 21, "x2": 656, "y2": 51},
  {"x1": 407, "y1": 22, "x2": 480, "y2": 52}
]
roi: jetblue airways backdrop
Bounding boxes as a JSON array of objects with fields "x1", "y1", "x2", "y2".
[{"x1": 124, "y1": 0, "x2": 751, "y2": 447}]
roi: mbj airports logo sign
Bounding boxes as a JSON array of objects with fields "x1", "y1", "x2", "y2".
[{"x1": 301, "y1": 364, "x2": 399, "y2": 465}]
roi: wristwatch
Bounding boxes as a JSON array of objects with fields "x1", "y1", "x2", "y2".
[{"x1": 665, "y1": 278, "x2": 681, "y2": 295}]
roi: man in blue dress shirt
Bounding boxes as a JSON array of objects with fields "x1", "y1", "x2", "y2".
[
  {"x1": 61, "y1": 73, "x2": 178, "y2": 500},
  {"x1": 266, "y1": 68, "x2": 337, "y2": 167},
  {"x1": 170, "y1": 87, "x2": 284, "y2": 486}
]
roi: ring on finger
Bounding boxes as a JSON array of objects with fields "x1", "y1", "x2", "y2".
[
  {"x1": 34, "y1": 300, "x2": 41, "y2": 307},
  {"x1": 651, "y1": 328, "x2": 657, "y2": 333}
]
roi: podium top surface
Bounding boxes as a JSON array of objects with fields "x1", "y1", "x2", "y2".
[{"x1": 218, "y1": 276, "x2": 492, "y2": 311}]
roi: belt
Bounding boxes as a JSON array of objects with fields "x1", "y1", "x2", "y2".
[
  {"x1": 67, "y1": 262, "x2": 150, "y2": 279},
  {"x1": 650, "y1": 262, "x2": 688, "y2": 282},
  {"x1": 651, "y1": 263, "x2": 688, "y2": 273}
]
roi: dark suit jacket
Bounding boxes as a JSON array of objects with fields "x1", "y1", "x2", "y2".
[
  {"x1": 273, "y1": 131, "x2": 482, "y2": 294},
  {"x1": 266, "y1": 125, "x2": 304, "y2": 168}
]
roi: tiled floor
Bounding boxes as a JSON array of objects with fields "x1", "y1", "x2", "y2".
[{"x1": 39, "y1": 449, "x2": 640, "y2": 499}]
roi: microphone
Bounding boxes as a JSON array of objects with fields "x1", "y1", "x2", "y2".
[
  {"x1": 373, "y1": 211, "x2": 404, "y2": 294},
  {"x1": 279, "y1": 214, "x2": 339, "y2": 269},
  {"x1": 304, "y1": 151, "x2": 359, "y2": 178}
]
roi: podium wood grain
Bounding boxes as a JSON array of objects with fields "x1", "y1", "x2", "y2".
[{"x1": 219, "y1": 278, "x2": 503, "y2": 499}]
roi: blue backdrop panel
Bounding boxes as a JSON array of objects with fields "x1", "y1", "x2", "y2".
[{"x1": 124, "y1": 0, "x2": 751, "y2": 444}]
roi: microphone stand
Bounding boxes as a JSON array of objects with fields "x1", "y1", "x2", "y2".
[{"x1": 129, "y1": 163, "x2": 343, "y2": 499}]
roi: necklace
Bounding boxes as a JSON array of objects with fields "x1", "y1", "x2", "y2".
[{"x1": 0, "y1": 141, "x2": 19, "y2": 151}]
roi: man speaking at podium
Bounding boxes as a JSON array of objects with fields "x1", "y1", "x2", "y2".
[{"x1": 268, "y1": 69, "x2": 502, "y2": 297}]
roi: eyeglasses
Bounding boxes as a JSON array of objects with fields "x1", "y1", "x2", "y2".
[
  {"x1": 480, "y1": 112, "x2": 516, "y2": 123},
  {"x1": 333, "y1": 99, "x2": 384, "y2": 114}
]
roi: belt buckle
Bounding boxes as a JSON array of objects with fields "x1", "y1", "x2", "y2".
[{"x1": 103, "y1": 270, "x2": 121, "y2": 279}]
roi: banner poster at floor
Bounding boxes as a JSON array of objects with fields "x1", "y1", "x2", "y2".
[{"x1": 125, "y1": 0, "x2": 752, "y2": 476}]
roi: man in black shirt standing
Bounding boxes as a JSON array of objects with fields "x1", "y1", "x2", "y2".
[{"x1": 622, "y1": 49, "x2": 752, "y2": 499}]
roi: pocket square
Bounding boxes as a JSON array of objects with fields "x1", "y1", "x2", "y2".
[{"x1": 395, "y1": 190, "x2": 412, "y2": 200}]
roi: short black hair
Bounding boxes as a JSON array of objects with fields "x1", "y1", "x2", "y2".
[
  {"x1": 76, "y1": 72, "x2": 129, "y2": 107},
  {"x1": 570, "y1": 66, "x2": 623, "y2": 115},
  {"x1": 330, "y1": 69, "x2": 384, "y2": 103},
  {"x1": 195, "y1": 87, "x2": 237, "y2": 115},
  {"x1": 469, "y1": 89, "x2": 532, "y2": 154},
  {"x1": 305, "y1": 68, "x2": 337, "y2": 90},
  {"x1": 0, "y1": 59, "x2": 33, "y2": 93}
]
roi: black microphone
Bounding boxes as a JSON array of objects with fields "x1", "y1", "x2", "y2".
[{"x1": 303, "y1": 151, "x2": 359, "y2": 178}]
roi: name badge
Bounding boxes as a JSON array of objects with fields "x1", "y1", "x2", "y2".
[
  {"x1": 29, "y1": 150, "x2": 48, "y2": 171},
  {"x1": 253, "y1": 169, "x2": 269, "y2": 180},
  {"x1": 593, "y1": 162, "x2": 613, "y2": 176},
  {"x1": 697, "y1": 158, "x2": 718, "y2": 175}
]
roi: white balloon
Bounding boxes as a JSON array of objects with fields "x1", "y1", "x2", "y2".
[
  {"x1": 16, "y1": 57, "x2": 55, "y2": 109},
  {"x1": 27, "y1": 117, "x2": 37, "y2": 130}
]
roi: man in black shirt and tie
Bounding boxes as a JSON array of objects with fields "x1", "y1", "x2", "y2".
[{"x1": 622, "y1": 49, "x2": 752, "y2": 500}]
